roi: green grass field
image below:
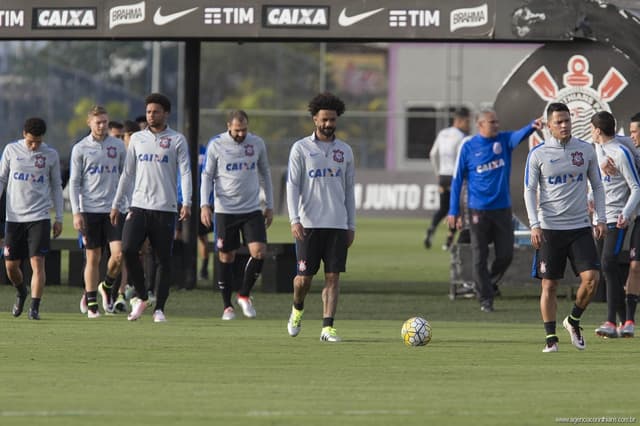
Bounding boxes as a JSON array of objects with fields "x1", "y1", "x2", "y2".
[{"x1": 0, "y1": 217, "x2": 637, "y2": 425}]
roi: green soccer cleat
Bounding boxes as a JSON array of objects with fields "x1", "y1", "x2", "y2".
[{"x1": 287, "y1": 307, "x2": 303, "y2": 337}]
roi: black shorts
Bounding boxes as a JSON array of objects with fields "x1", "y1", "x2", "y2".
[
  {"x1": 4, "y1": 220, "x2": 50, "y2": 260},
  {"x1": 213, "y1": 211, "x2": 266, "y2": 252},
  {"x1": 532, "y1": 227, "x2": 600, "y2": 280},
  {"x1": 295, "y1": 228, "x2": 348, "y2": 276},
  {"x1": 198, "y1": 220, "x2": 213, "y2": 237},
  {"x1": 82, "y1": 212, "x2": 124, "y2": 249},
  {"x1": 629, "y1": 217, "x2": 640, "y2": 261}
]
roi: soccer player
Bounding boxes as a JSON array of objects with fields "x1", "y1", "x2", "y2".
[
  {"x1": 448, "y1": 108, "x2": 542, "y2": 312},
  {"x1": 629, "y1": 112, "x2": 640, "y2": 148},
  {"x1": 110, "y1": 93, "x2": 191, "y2": 322},
  {"x1": 197, "y1": 143, "x2": 212, "y2": 281},
  {"x1": 590, "y1": 111, "x2": 640, "y2": 338},
  {"x1": 425, "y1": 107, "x2": 470, "y2": 250},
  {"x1": 286, "y1": 93, "x2": 356, "y2": 342},
  {"x1": 0, "y1": 117, "x2": 64, "y2": 320},
  {"x1": 200, "y1": 110, "x2": 274, "y2": 319},
  {"x1": 69, "y1": 106, "x2": 126, "y2": 318},
  {"x1": 524, "y1": 102, "x2": 607, "y2": 352},
  {"x1": 108, "y1": 121, "x2": 124, "y2": 139}
]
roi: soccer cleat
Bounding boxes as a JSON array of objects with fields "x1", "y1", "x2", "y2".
[
  {"x1": 424, "y1": 229, "x2": 434, "y2": 249},
  {"x1": 87, "y1": 309, "x2": 101, "y2": 319},
  {"x1": 28, "y1": 308, "x2": 40, "y2": 320},
  {"x1": 563, "y1": 317, "x2": 586, "y2": 350},
  {"x1": 320, "y1": 326, "x2": 341, "y2": 342},
  {"x1": 221, "y1": 306, "x2": 235, "y2": 320},
  {"x1": 98, "y1": 282, "x2": 114, "y2": 313},
  {"x1": 237, "y1": 296, "x2": 256, "y2": 318},
  {"x1": 542, "y1": 342, "x2": 558, "y2": 353},
  {"x1": 12, "y1": 289, "x2": 27, "y2": 318},
  {"x1": 147, "y1": 290, "x2": 156, "y2": 308},
  {"x1": 79, "y1": 292, "x2": 88, "y2": 314},
  {"x1": 480, "y1": 302, "x2": 494, "y2": 313},
  {"x1": 113, "y1": 294, "x2": 127, "y2": 313},
  {"x1": 152, "y1": 310, "x2": 167, "y2": 323},
  {"x1": 127, "y1": 297, "x2": 147, "y2": 321},
  {"x1": 620, "y1": 320, "x2": 635, "y2": 338},
  {"x1": 595, "y1": 321, "x2": 619, "y2": 338},
  {"x1": 287, "y1": 307, "x2": 304, "y2": 337}
]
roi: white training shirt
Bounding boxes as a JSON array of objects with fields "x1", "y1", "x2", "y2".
[{"x1": 429, "y1": 126, "x2": 466, "y2": 176}]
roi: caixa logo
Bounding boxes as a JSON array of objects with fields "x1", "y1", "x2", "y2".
[
  {"x1": 32, "y1": 7, "x2": 97, "y2": 29},
  {"x1": 262, "y1": 6, "x2": 329, "y2": 28}
]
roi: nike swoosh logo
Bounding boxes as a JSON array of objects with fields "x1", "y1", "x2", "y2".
[
  {"x1": 310, "y1": 152, "x2": 321, "y2": 157},
  {"x1": 153, "y1": 7, "x2": 198, "y2": 26},
  {"x1": 338, "y1": 8, "x2": 384, "y2": 27},
  {"x1": 550, "y1": 158, "x2": 560, "y2": 163}
]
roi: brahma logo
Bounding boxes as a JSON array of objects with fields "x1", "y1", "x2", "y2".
[
  {"x1": 450, "y1": 4, "x2": 488, "y2": 32},
  {"x1": 33, "y1": 8, "x2": 97, "y2": 29},
  {"x1": 528, "y1": 55, "x2": 628, "y2": 144},
  {"x1": 262, "y1": 6, "x2": 329, "y2": 28},
  {"x1": 109, "y1": 1, "x2": 145, "y2": 29}
]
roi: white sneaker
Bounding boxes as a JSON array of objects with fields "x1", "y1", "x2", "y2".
[
  {"x1": 221, "y1": 306, "x2": 235, "y2": 320},
  {"x1": 127, "y1": 297, "x2": 148, "y2": 321},
  {"x1": 563, "y1": 317, "x2": 586, "y2": 350},
  {"x1": 237, "y1": 296, "x2": 256, "y2": 318},
  {"x1": 287, "y1": 307, "x2": 304, "y2": 337},
  {"x1": 542, "y1": 342, "x2": 558, "y2": 352},
  {"x1": 153, "y1": 309, "x2": 167, "y2": 323},
  {"x1": 80, "y1": 292, "x2": 88, "y2": 314},
  {"x1": 87, "y1": 310, "x2": 101, "y2": 319}
]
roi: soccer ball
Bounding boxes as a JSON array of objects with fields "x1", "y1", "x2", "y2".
[{"x1": 401, "y1": 316, "x2": 432, "y2": 347}]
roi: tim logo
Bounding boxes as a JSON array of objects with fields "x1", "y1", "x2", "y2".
[
  {"x1": 159, "y1": 137, "x2": 171, "y2": 149},
  {"x1": 107, "y1": 146, "x2": 117, "y2": 158},
  {"x1": 333, "y1": 149, "x2": 344, "y2": 163},
  {"x1": 528, "y1": 55, "x2": 628, "y2": 144},
  {"x1": 244, "y1": 144, "x2": 254, "y2": 156},
  {"x1": 571, "y1": 151, "x2": 584, "y2": 167},
  {"x1": 34, "y1": 155, "x2": 45, "y2": 169}
]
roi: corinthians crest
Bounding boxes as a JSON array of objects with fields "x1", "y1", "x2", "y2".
[{"x1": 528, "y1": 55, "x2": 628, "y2": 145}]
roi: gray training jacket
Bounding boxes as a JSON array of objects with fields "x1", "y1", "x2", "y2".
[
  {"x1": 112, "y1": 126, "x2": 191, "y2": 213},
  {"x1": 286, "y1": 133, "x2": 356, "y2": 231},
  {"x1": 0, "y1": 139, "x2": 64, "y2": 223},
  {"x1": 200, "y1": 131, "x2": 274, "y2": 214},
  {"x1": 69, "y1": 134, "x2": 126, "y2": 214},
  {"x1": 524, "y1": 136, "x2": 606, "y2": 230}
]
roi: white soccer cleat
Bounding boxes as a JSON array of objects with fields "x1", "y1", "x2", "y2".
[
  {"x1": 79, "y1": 292, "x2": 88, "y2": 314},
  {"x1": 221, "y1": 306, "x2": 235, "y2": 320},
  {"x1": 563, "y1": 317, "x2": 586, "y2": 350},
  {"x1": 153, "y1": 309, "x2": 167, "y2": 323},
  {"x1": 98, "y1": 281, "x2": 114, "y2": 313},
  {"x1": 237, "y1": 296, "x2": 256, "y2": 318},
  {"x1": 87, "y1": 310, "x2": 101, "y2": 319},
  {"x1": 127, "y1": 297, "x2": 147, "y2": 321},
  {"x1": 287, "y1": 307, "x2": 303, "y2": 337},
  {"x1": 542, "y1": 342, "x2": 558, "y2": 353},
  {"x1": 595, "y1": 321, "x2": 618, "y2": 338},
  {"x1": 320, "y1": 326, "x2": 342, "y2": 342}
]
